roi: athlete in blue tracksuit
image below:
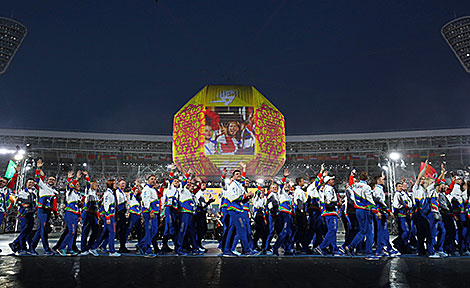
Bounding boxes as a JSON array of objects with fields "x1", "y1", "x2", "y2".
[
  {"x1": 252, "y1": 187, "x2": 267, "y2": 251},
  {"x1": 1, "y1": 168, "x2": 18, "y2": 253},
  {"x1": 449, "y1": 176, "x2": 468, "y2": 255},
  {"x1": 232, "y1": 179, "x2": 254, "y2": 253},
  {"x1": 176, "y1": 180, "x2": 199, "y2": 255},
  {"x1": 412, "y1": 160, "x2": 435, "y2": 257},
  {"x1": 263, "y1": 182, "x2": 279, "y2": 253},
  {"x1": 270, "y1": 179, "x2": 295, "y2": 256},
  {"x1": 79, "y1": 172, "x2": 100, "y2": 254},
  {"x1": 30, "y1": 160, "x2": 57, "y2": 256},
  {"x1": 343, "y1": 172, "x2": 379, "y2": 260},
  {"x1": 303, "y1": 167, "x2": 324, "y2": 253},
  {"x1": 392, "y1": 182, "x2": 413, "y2": 252},
  {"x1": 90, "y1": 180, "x2": 120, "y2": 257},
  {"x1": 58, "y1": 171, "x2": 82, "y2": 256},
  {"x1": 223, "y1": 166, "x2": 258, "y2": 257},
  {"x1": 218, "y1": 170, "x2": 230, "y2": 252},
  {"x1": 125, "y1": 183, "x2": 143, "y2": 246},
  {"x1": 316, "y1": 175, "x2": 340, "y2": 256},
  {"x1": 115, "y1": 180, "x2": 129, "y2": 253},
  {"x1": 162, "y1": 170, "x2": 179, "y2": 252},
  {"x1": 371, "y1": 173, "x2": 399, "y2": 257},
  {"x1": 139, "y1": 175, "x2": 160, "y2": 256},
  {"x1": 194, "y1": 181, "x2": 215, "y2": 251},
  {"x1": 11, "y1": 178, "x2": 36, "y2": 254},
  {"x1": 434, "y1": 176, "x2": 449, "y2": 257}
]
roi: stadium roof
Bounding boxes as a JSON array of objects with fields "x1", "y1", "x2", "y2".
[
  {"x1": 286, "y1": 128, "x2": 470, "y2": 142},
  {"x1": 0, "y1": 127, "x2": 469, "y2": 143},
  {"x1": 0, "y1": 128, "x2": 171, "y2": 142}
]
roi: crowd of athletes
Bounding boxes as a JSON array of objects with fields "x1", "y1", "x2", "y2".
[{"x1": 0, "y1": 158, "x2": 469, "y2": 259}]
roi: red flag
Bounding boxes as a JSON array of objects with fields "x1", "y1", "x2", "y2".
[{"x1": 420, "y1": 162, "x2": 437, "y2": 179}]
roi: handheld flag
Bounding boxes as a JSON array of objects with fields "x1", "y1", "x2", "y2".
[{"x1": 419, "y1": 162, "x2": 437, "y2": 179}]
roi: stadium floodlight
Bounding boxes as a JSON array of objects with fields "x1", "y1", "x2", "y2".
[
  {"x1": 0, "y1": 148, "x2": 16, "y2": 154},
  {"x1": 0, "y1": 17, "x2": 27, "y2": 74},
  {"x1": 83, "y1": 163, "x2": 87, "y2": 167},
  {"x1": 389, "y1": 152, "x2": 401, "y2": 161},
  {"x1": 14, "y1": 153, "x2": 23, "y2": 161},
  {"x1": 442, "y1": 16, "x2": 470, "y2": 73},
  {"x1": 256, "y1": 178, "x2": 264, "y2": 184},
  {"x1": 18, "y1": 149, "x2": 25, "y2": 155}
]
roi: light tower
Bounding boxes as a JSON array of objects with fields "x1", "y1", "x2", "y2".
[
  {"x1": 0, "y1": 17, "x2": 27, "y2": 74},
  {"x1": 442, "y1": 16, "x2": 470, "y2": 73}
]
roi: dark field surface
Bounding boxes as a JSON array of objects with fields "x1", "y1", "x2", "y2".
[{"x1": 0, "y1": 256, "x2": 469, "y2": 288}]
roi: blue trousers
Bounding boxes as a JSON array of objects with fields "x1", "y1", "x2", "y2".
[
  {"x1": 59, "y1": 211, "x2": 79, "y2": 252},
  {"x1": 31, "y1": 208, "x2": 51, "y2": 252},
  {"x1": 398, "y1": 217, "x2": 411, "y2": 244},
  {"x1": 414, "y1": 213, "x2": 433, "y2": 255},
  {"x1": 457, "y1": 213, "x2": 467, "y2": 252},
  {"x1": 231, "y1": 211, "x2": 254, "y2": 252},
  {"x1": 319, "y1": 215, "x2": 338, "y2": 252},
  {"x1": 13, "y1": 213, "x2": 34, "y2": 251},
  {"x1": 218, "y1": 209, "x2": 229, "y2": 251},
  {"x1": 92, "y1": 216, "x2": 116, "y2": 253},
  {"x1": 243, "y1": 211, "x2": 254, "y2": 250},
  {"x1": 141, "y1": 212, "x2": 158, "y2": 254},
  {"x1": 436, "y1": 219, "x2": 446, "y2": 252},
  {"x1": 164, "y1": 207, "x2": 177, "y2": 238},
  {"x1": 349, "y1": 209, "x2": 374, "y2": 256},
  {"x1": 264, "y1": 213, "x2": 276, "y2": 250},
  {"x1": 426, "y1": 213, "x2": 438, "y2": 255},
  {"x1": 224, "y1": 210, "x2": 251, "y2": 254},
  {"x1": 80, "y1": 211, "x2": 100, "y2": 252},
  {"x1": 125, "y1": 213, "x2": 142, "y2": 241},
  {"x1": 375, "y1": 214, "x2": 392, "y2": 253},
  {"x1": 176, "y1": 212, "x2": 198, "y2": 252},
  {"x1": 273, "y1": 213, "x2": 293, "y2": 253},
  {"x1": 304, "y1": 210, "x2": 322, "y2": 248}
]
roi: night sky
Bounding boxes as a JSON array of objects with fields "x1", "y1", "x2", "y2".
[{"x1": 1, "y1": 0, "x2": 469, "y2": 136}]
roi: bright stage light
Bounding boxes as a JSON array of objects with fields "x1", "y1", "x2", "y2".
[{"x1": 389, "y1": 152, "x2": 401, "y2": 161}]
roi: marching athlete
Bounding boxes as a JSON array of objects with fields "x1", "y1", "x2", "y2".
[{"x1": 30, "y1": 159, "x2": 57, "y2": 256}]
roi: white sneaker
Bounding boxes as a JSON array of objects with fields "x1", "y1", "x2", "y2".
[
  {"x1": 389, "y1": 250, "x2": 401, "y2": 257},
  {"x1": 428, "y1": 254, "x2": 440, "y2": 258},
  {"x1": 365, "y1": 255, "x2": 380, "y2": 261},
  {"x1": 109, "y1": 252, "x2": 121, "y2": 257},
  {"x1": 438, "y1": 251, "x2": 448, "y2": 258},
  {"x1": 80, "y1": 251, "x2": 90, "y2": 256},
  {"x1": 232, "y1": 250, "x2": 241, "y2": 256},
  {"x1": 89, "y1": 249, "x2": 99, "y2": 257}
]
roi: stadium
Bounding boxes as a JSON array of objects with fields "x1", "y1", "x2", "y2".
[
  {"x1": 2, "y1": 2, "x2": 470, "y2": 287},
  {"x1": 1, "y1": 126, "x2": 469, "y2": 186}
]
